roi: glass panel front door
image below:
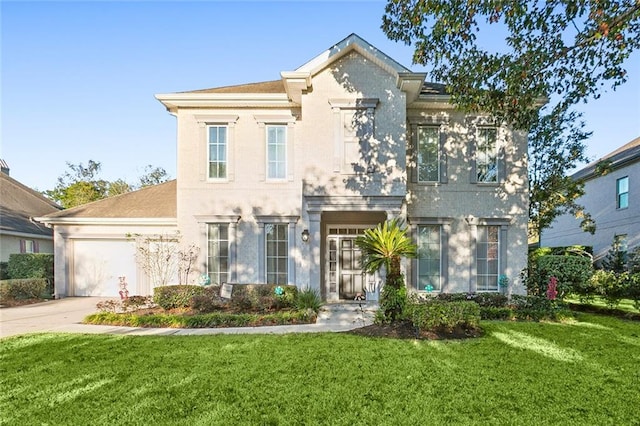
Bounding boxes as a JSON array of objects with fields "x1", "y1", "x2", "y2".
[
  {"x1": 339, "y1": 238, "x2": 364, "y2": 299},
  {"x1": 326, "y1": 226, "x2": 375, "y2": 301}
]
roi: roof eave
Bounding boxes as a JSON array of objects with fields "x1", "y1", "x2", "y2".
[
  {"x1": 155, "y1": 93, "x2": 293, "y2": 113},
  {"x1": 33, "y1": 217, "x2": 178, "y2": 226}
]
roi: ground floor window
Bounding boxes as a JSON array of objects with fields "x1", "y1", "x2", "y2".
[
  {"x1": 207, "y1": 224, "x2": 229, "y2": 285},
  {"x1": 266, "y1": 223, "x2": 288, "y2": 285},
  {"x1": 416, "y1": 225, "x2": 442, "y2": 292},
  {"x1": 477, "y1": 225, "x2": 499, "y2": 291}
]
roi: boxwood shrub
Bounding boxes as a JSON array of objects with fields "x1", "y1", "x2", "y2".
[
  {"x1": 153, "y1": 285, "x2": 205, "y2": 310},
  {"x1": 7, "y1": 254, "x2": 54, "y2": 296},
  {"x1": 407, "y1": 300, "x2": 481, "y2": 333},
  {"x1": 229, "y1": 284, "x2": 297, "y2": 312},
  {"x1": 0, "y1": 278, "x2": 47, "y2": 300}
]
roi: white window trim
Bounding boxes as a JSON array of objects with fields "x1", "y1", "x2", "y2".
[
  {"x1": 417, "y1": 126, "x2": 441, "y2": 183},
  {"x1": 255, "y1": 215, "x2": 299, "y2": 285},
  {"x1": 476, "y1": 127, "x2": 499, "y2": 184},
  {"x1": 254, "y1": 115, "x2": 296, "y2": 182},
  {"x1": 617, "y1": 176, "x2": 629, "y2": 209},
  {"x1": 408, "y1": 217, "x2": 452, "y2": 293},
  {"x1": 207, "y1": 125, "x2": 228, "y2": 181},
  {"x1": 195, "y1": 114, "x2": 238, "y2": 183},
  {"x1": 265, "y1": 124, "x2": 288, "y2": 181},
  {"x1": 195, "y1": 215, "x2": 240, "y2": 283}
]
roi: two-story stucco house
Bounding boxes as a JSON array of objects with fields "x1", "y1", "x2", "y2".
[
  {"x1": 37, "y1": 34, "x2": 529, "y2": 300},
  {"x1": 541, "y1": 136, "x2": 639, "y2": 263}
]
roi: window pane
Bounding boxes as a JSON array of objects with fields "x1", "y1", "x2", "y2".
[
  {"x1": 266, "y1": 223, "x2": 288, "y2": 284},
  {"x1": 267, "y1": 125, "x2": 286, "y2": 179},
  {"x1": 477, "y1": 128, "x2": 497, "y2": 182},
  {"x1": 417, "y1": 225, "x2": 441, "y2": 291},
  {"x1": 209, "y1": 126, "x2": 227, "y2": 179},
  {"x1": 477, "y1": 225, "x2": 500, "y2": 292},
  {"x1": 208, "y1": 224, "x2": 229, "y2": 285},
  {"x1": 417, "y1": 127, "x2": 439, "y2": 182}
]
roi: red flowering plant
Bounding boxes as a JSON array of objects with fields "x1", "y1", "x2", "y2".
[{"x1": 546, "y1": 276, "x2": 558, "y2": 301}]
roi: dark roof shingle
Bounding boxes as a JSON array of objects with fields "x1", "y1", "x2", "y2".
[
  {"x1": 40, "y1": 180, "x2": 176, "y2": 220},
  {"x1": 0, "y1": 173, "x2": 61, "y2": 236}
]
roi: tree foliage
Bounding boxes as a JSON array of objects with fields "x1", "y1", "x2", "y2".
[
  {"x1": 382, "y1": 0, "x2": 639, "y2": 237},
  {"x1": 383, "y1": 0, "x2": 639, "y2": 129},
  {"x1": 45, "y1": 160, "x2": 109, "y2": 208},
  {"x1": 45, "y1": 160, "x2": 170, "y2": 208}
]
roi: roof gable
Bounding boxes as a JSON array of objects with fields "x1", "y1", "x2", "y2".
[{"x1": 294, "y1": 33, "x2": 410, "y2": 77}]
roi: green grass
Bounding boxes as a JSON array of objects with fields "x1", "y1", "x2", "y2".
[{"x1": 1, "y1": 314, "x2": 639, "y2": 425}]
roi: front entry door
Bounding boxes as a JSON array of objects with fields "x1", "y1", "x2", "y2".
[
  {"x1": 326, "y1": 226, "x2": 377, "y2": 301},
  {"x1": 338, "y1": 238, "x2": 363, "y2": 299}
]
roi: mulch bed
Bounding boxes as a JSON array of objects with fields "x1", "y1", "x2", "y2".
[{"x1": 345, "y1": 321, "x2": 484, "y2": 340}]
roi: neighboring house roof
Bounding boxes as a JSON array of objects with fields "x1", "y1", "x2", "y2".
[
  {"x1": 37, "y1": 180, "x2": 177, "y2": 223},
  {"x1": 0, "y1": 172, "x2": 61, "y2": 237},
  {"x1": 573, "y1": 136, "x2": 640, "y2": 181}
]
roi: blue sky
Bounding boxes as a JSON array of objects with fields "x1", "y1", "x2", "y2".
[{"x1": 2, "y1": 1, "x2": 639, "y2": 192}]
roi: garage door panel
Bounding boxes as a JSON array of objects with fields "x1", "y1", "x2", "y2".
[{"x1": 73, "y1": 240, "x2": 137, "y2": 297}]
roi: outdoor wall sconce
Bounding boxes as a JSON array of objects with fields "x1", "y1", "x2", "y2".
[{"x1": 301, "y1": 229, "x2": 310, "y2": 242}]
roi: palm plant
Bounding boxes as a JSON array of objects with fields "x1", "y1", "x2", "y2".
[{"x1": 355, "y1": 219, "x2": 417, "y2": 321}]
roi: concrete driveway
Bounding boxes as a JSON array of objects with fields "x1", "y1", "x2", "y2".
[{"x1": 0, "y1": 297, "x2": 109, "y2": 339}]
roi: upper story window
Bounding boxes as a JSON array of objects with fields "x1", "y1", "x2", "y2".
[
  {"x1": 417, "y1": 127, "x2": 440, "y2": 182},
  {"x1": 267, "y1": 125, "x2": 287, "y2": 180},
  {"x1": 617, "y1": 176, "x2": 629, "y2": 209},
  {"x1": 208, "y1": 126, "x2": 227, "y2": 179},
  {"x1": 476, "y1": 128, "x2": 498, "y2": 183}
]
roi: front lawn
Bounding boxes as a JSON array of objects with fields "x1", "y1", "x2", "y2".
[{"x1": 1, "y1": 313, "x2": 639, "y2": 425}]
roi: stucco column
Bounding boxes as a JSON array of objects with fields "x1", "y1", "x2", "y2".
[{"x1": 308, "y1": 211, "x2": 321, "y2": 292}]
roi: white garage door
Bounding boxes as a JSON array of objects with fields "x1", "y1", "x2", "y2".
[{"x1": 73, "y1": 240, "x2": 137, "y2": 297}]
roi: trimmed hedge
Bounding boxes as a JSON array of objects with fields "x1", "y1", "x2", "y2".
[
  {"x1": 229, "y1": 284, "x2": 298, "y2": 312},
  {"x1": 532, "y1": 255, "x2": 593, "y2": 299},
  {"x1": 407, "y1": 301, "x2": 481, "y2": 333},
  {"x1": 7, "y1": 254, "x2": 54, "y2": 296},
  {"x1": 83, "y1": 309, "x2": 316, "y2": 328},
  {"x1": 0, "y1": 278, "x2": 47, "y2": 300},
  {"x1": 153, "y1": 285, "x2": 205, "y2": 310},
  {"x1": 430, "y1": 292, "x2": 574, "y2": 321}
]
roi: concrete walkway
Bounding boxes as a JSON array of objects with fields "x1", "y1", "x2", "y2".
[{"x1": 0, "y1": 297, "x2": 377, "y2": 339}]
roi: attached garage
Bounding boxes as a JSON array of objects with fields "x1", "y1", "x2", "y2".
[
  {"x1": 72, "y1": 239, "x2": 137, "y2": 296},
  {"x1": 34, "y1": 181, "x2": 177, "y2": 298}
]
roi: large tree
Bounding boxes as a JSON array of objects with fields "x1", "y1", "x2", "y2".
[{"x1": 382, "y1": 0, "x2": 639, "y2": 237}]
